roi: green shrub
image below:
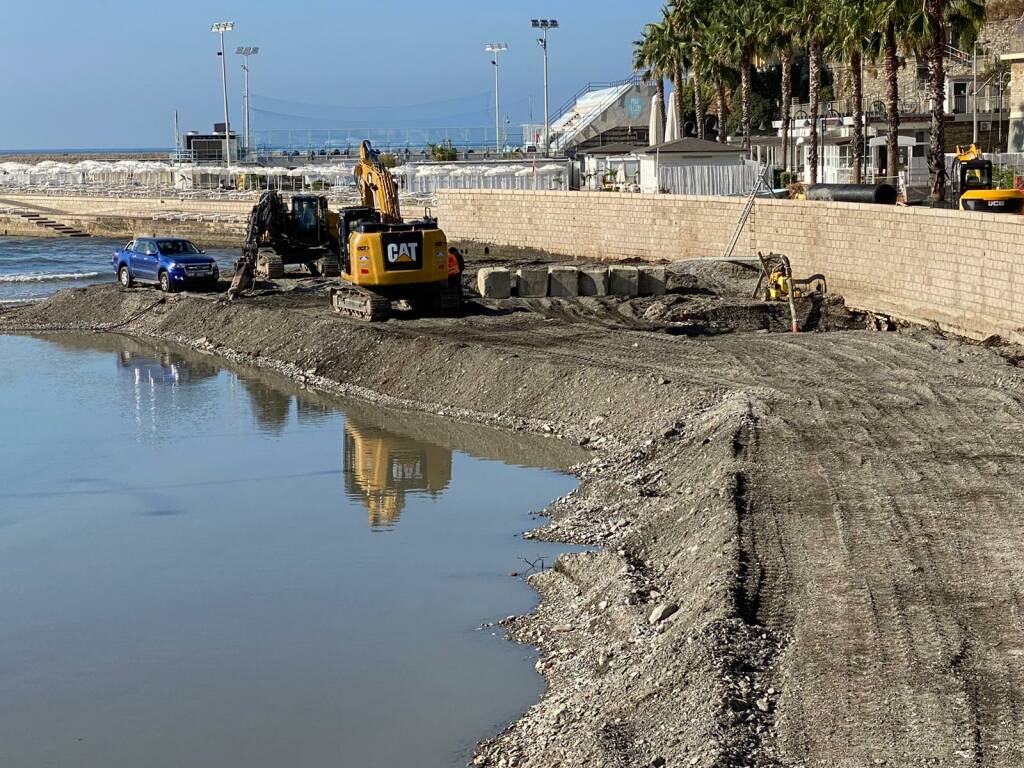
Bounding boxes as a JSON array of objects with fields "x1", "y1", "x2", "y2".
[{"x1": 428, "y1": 141, "x2": 458, "y2": 162}]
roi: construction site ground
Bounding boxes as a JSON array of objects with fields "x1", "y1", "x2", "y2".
[{"x1": 3, "y1": 249, "x2": 1023, "y2": 768}]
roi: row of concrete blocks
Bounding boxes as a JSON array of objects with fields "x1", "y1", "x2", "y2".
[{"x1": 477, "y1": 265, "x2": 666, "y2": 299}]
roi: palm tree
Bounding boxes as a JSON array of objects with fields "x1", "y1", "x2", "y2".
[
  {"x1": 763, "y1": 0, "x2": 801, "y2": 171},
  {"x1": 873, "y1": 0, "x2": 912, "y2": 185},
  {"x1": 808, "y1": 36, "x2": 825, "y2": 184},
  {"x1": 703, "y1": 21, "x2": 734, "y2": 143},
  {"x1": 670, "y1": 1, "x2": 707, "y2": 139},
  {"x1": 661, "y1": 6, "x2": 691, "y2": 137},
  {"x1": 686, "y1": 9, "x2": 728, "y2": 141},
  {"x1": 719, "y1": 2, "x2": 765, "y2": 152},
  {"x1": 833, "y1": 1, "x2": 879, "y2": 183},
  {"x1": 633, "y1": 22, "x2": 673, "y2": 139},
  {"x1": 920, "y1": 0, "x2": 985, "y2": 201}
]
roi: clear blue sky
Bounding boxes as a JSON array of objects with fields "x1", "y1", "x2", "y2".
[{"x1": 0, "y1": 0, "x2": 663, "y2": 150}]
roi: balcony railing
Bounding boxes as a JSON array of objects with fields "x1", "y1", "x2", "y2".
[{"x1": 785, "y1": 92, "x2": 1008, "y2": 121}]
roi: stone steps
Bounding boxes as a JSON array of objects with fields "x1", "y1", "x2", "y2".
[{"x1": 11, "y1": 210, "x2": 90, "y2": 238}]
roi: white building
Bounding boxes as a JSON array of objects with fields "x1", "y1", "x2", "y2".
[{"x1": 638, "y1": 138, "x2": 754, "y2": 195}]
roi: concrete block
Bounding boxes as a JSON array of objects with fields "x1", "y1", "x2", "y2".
[
  {"x1": 477, "y1": 267, "x2": 512, "y2": 299},
  {"x1": 579, "y1": 267, "x2": 608, "y2": 296},
  {"x1": 516, "y1": 268, "x2": 548, "y2": 298},
  {"x1": 608, "y1": 265, "x2": 640, "y2": 297},
  {"x1": 548, "y1": 266, "x2": 580, "y2": 297},
  {"x1": 638, "y1": 266, "x2": 667, "y2": 296}
]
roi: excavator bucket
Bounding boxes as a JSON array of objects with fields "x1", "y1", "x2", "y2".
[{"x1": 226, "y1": 250, "x2": 257, "y2": 300}]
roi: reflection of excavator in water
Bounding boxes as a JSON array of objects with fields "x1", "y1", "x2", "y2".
[
  {"x1": 342, "y1": 417, "x2": 452, "y2": 529},
  {"x1": 229, "y1": 140, "x2": 458, "y2": 321},
  {"x1": 952, "y1": 144, "x2": 1024, "y2": 213}
]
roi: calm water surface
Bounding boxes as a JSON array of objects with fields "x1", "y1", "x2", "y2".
[{"x1": 0, "y1": 333, "x2": 581, "y2": 768}]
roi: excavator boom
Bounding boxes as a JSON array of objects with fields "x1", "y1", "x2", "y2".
[{"x1": 354, "y1": 140, "x2": 402, "y2": 224}]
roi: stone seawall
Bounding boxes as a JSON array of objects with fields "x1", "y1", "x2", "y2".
[
  {"x1": 0, "y1": 212, "x2": 245, "y2": 247},
  {"x1": 435, "y1": 189, "x2": 1024, "y2": 343},
  {"x1": 0, "y1": 193, "x2": 251, "y2": 246}
]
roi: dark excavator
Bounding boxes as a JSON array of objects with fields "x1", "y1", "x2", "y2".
[{"x1": 227, "y1": 191, "x2": 341, "y2": 299}]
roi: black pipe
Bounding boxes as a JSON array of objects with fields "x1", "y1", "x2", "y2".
[{"x1": 806, "y1": 183, "x2": 898, "y2": 205}]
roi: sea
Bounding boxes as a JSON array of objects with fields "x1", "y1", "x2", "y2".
[{"x1": 0, "y1": 237, "x2": 237, "y2": 304}]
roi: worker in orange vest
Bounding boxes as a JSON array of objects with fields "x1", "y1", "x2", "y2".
[{"x1": 447, "y1": 246, "x2": 464, "y2": 299}]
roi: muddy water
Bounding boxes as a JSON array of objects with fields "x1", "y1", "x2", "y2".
[{"x1": 0, "y1": 333, "x2": 583, "y2": 768}]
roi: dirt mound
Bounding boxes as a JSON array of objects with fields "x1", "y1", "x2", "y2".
[{"x1": 4, "y1": 280, "x2": 1024, "y2": 768}]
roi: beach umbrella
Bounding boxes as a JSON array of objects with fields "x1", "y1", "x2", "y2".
[
  {"x1": 664, "y1": 92, "x2": 680, "y2": 143},
  {"x1": 649, "y1": 94, "x2": 665, "y2": 146}
]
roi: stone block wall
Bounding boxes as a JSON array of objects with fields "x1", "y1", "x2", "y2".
[
  {"x1": 436, "y1": 189, "x2": 1024, "y2": 342},
  {"x1": 438, "y1": 189, "x2": 748, "y2": 262}
]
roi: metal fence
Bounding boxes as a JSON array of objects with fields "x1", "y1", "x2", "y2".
[{"x1": 250, "y1": 126, "x2": 520, "y2": 154}]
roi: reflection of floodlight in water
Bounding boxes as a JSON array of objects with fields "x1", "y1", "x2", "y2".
[
  {"x1": 485, "y1": 43, "x2": 508, "y2": 152},
  {"x1": 210, "y1": 22, "x2": 236, "y2": 164}
]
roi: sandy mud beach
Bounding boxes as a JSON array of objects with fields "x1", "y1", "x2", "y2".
[{"x1": 3, "y1": 257, "x2": 1024, "y2": 768}]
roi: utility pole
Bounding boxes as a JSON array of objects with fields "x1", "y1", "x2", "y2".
[
  {"x1": 211, "y1": 21, "x2": 235, "y2": 164},
  {"x1": 531, "y1": 19, "x2": 559, "y2": 155},
  {"x1": 485, "y1": 43, "x2": 508, "y2": 154},
  {"x1": 236, "y1": 46, "x2": 259, "y2": 156}
]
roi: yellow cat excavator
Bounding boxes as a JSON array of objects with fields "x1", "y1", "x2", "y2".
[
  {"x1": 952, "y1": 144, "x2": 1024, "y2": 213},
  {"x1": 229, "y1": 141, "x2": 457, "y2": 321},
  {"x1": 329, "y1": 141, "x2": 456, "y2": 321}
]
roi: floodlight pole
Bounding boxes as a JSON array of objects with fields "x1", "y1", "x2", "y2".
[
  {"x1": 486, "y1": 44, "x2": 508, "y2": 154},
  {"x1": 542, "y1": 30, "x2": 549, "y2": 156},
  {"x1": 532, "y1": 20, "x2": 558, "y2": 156},
  {"x1": 237, "y1": 47, "x2": 258, "y2": 155},
  {"x1": 211, "y1": 22, "x2": 235, "y2": 164},
  {"x1": 242, "y1": 61, "x2": 250, "y2": 154}
]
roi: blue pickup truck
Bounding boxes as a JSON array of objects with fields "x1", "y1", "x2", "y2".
[{"x1": 112, "y1": 237, "x2": 220, "y2": 292}]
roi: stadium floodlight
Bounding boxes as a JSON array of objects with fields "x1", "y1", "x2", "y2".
[
  {"x1": 210, "y1": 22, "x2": 236, "y2": 164},
  {"x1": 236, "y1": 46, "x2": 259, "y2": 153},
  {"x1": 530, "y1": 19, "x2": 560, "y2": 154},
  {"x1": 485, "y1": 43, "x2": 509, "y2": 153}
]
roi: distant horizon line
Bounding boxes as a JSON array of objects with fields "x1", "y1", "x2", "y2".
[{"x1": 0, "y1": 147, "x2": 172, "y2": 154}]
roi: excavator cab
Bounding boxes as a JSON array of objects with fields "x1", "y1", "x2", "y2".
[
  {"x1": 336, "y1": 206, "x2": 380, "y2": 275},
  {"x1": 291, "y1": 195, "x2": 329, "y2": 246}
]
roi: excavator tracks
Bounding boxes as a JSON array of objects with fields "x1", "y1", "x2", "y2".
[
  {"x1": 330, "y1": 284, "x2": 391, "y2": 322},
  {"x1": 437, "y1": 286, "x2": 462, "y2": 316},
  {"x1": 314, "y1": 256, "x2": 342, "y2": 278},
  {"x1": 255, "y1": 250, "x2": 285, "y2": 279}
]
